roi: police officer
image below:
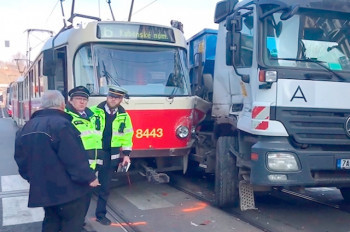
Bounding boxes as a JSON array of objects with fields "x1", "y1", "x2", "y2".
[
  {"x1": 65, "y1": 86, "x2": 103, "y2": 169},
  {"x1": 66, "y1": 86, "x2": 103, "y2": 232},
  {"x1": 90, "y1": 85, "x2": 133, "y2": 225}
]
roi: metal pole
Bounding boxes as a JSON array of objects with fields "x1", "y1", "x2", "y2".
[
  {"x1": 128, "y1": 0, "x2": 135, "y2": 22},
  {"x1": 107, "y1": 0, "x2": 115, "y2": 21},
  {"x1": 70, "y1": 0, "x2": 75, "y2": 21},
  {"x1": 98, "y1": 0, "x2": 100, "y2": 19},
  {"x1": 60, "y1": 0, "x2": 67, "y2": 27}
]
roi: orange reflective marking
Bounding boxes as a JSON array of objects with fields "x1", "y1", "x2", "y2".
[
  {"x1": 91, "y1": 218, "x2": 147, "y2": 227},
  {"x1": 110, "y1": 221, "x2": 148, "y2": 227},
  {"x1": 182, "y1": 202, "x2": 207, "y2": 212}
]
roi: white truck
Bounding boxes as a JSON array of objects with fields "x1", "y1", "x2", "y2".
[{"x1": 188, "y1": 0, "x2": 350, "y2": 209}]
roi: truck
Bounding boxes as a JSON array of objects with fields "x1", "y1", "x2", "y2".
[{"x1": 188, "y1": 0, "x2": 350, "y2": 210}]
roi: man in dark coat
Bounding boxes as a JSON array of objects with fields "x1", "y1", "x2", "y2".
[{"x1": 14, "y1": 90, "x2": 100, "y2": 232}]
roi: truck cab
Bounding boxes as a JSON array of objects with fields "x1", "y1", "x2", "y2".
[{"x1": 189, "y1": 0, "x2": 350, "y2": 209}]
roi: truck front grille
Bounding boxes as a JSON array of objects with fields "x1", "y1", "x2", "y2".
[{"x1": 274, "y1": 107, "x2": 350, "y2": 145}]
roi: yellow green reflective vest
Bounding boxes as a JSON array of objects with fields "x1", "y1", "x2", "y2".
[
  {"x1": 90, "y1": 102, "x2": 133, "y2": 155},
  {"x1": 65, "y1": 106, "x2": 103, "y2": 169}
]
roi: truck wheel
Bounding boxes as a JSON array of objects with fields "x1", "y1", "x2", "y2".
[
  {"x1": 339, "y1": 187, "x2": 350, "y2": 202},
  {"x1": 215, "y1": 136, "x2": 239, "y2": 207}
]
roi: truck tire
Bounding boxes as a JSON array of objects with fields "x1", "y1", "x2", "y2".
[
  {"x1": 339, "y1": 187, "x2": 350, "y2": 202},
  {"x1": 215, "y1": 136, "x2": 239, "y2": 207}
]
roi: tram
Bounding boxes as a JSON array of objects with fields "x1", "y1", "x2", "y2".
[
  {"x1": 9, "y1": 13, "x2": 210, "y2": 179},
  {"x1": 5, "y1": 82, "x2": 14, "y2": 117}
]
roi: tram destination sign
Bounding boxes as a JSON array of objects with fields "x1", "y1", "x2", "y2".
[{"x1": 97, "y1": 23, "x2": 175, "y2": 43}]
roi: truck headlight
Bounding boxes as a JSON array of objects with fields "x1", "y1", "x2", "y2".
[
  {"x1": 267, "y1": 152, "x2": 299, "y2": 171},
  {"x1": 176, "y1": 126, "x2": 189, "y2": 139}
]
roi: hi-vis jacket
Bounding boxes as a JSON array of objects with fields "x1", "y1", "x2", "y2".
[
  {"x1": 65, "y1": 103, "x2": 103, "y2": 169},
  {"x1": 90, "y1": 101, "x2": 133, "y2": 160}
]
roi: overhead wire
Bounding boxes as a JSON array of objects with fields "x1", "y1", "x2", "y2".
[
  {"x1": 45, "y1": 0, "x2": 60, "y2": 24},
  {"x1": 132, "y1": 0, "x2": 158, "y2": 17}
]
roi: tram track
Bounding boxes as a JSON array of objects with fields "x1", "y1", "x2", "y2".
[
  {"x1": 168, "y1": 171, "x2": 350, "y2": 232},
  {"x1": 86, "y1": 170, "x2": 350, "y2": 232},
  {"x1": 92, "y1": 194, "x2": 142, "y2": 232},
  {"x1": 168, "y1": 172, "x2": 274, "y2": 232},
  {"x1": 106, "y1": 201, "x2": 141, "y2": 232}
]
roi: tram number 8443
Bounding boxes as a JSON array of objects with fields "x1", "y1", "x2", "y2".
[{"x1": 135, "y1": 128, "x2": 163, "y2": 138}]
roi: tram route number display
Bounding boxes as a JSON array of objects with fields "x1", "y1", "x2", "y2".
[
  {"x1": 135, "y1": 128, "x2": 163, "y2": 138},
  {"x1": 97, "y1": 23, "x2": 175, "y2": 43}
]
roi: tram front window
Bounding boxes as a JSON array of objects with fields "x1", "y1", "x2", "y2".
[{"x1": 74, "y1": 44, "x2": 191, "y2": 96}]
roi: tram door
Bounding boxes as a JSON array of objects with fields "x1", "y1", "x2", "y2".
[{"x1": 47, "y1": 47, "x2": 67, "y2": 98}]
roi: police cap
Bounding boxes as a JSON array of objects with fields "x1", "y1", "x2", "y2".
[
  {"x1": 107, "y1": 85, "x2": 127, "y2": 98},
  {"x1": 68, "y1": 86, "x2": 90, "y2": 99}
]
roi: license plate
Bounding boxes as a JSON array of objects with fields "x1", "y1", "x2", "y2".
[{"x1": 337, "y1": 159, "x2": 350, "y2": 169}]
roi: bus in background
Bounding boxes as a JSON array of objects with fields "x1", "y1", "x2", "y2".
[{"x1": 11, "y1": 2, "x2": 210, "y2": 181}]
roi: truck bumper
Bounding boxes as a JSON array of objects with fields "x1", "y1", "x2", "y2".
[{"x1": 250, "y1": 137, "x2": 350, "y2": 187}]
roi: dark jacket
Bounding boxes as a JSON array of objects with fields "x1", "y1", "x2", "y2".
[{"x1": 14, "y1": 109, "x2": 96, "y2": 207}]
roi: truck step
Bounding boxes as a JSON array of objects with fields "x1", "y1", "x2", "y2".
[{"x1": 239, "y1": 180, "x2": 256, "y2": 211}]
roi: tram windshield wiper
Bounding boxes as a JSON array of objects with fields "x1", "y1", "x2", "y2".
[
  {"x1": 271, "y1": 57, "x2": 346, "y2": 80},
  {"x1": 168, "y1": 87, "x2": 178, "y2": 99},
  {"x1": 102, "y1": 61, "x2": 121, "y2": 86}
]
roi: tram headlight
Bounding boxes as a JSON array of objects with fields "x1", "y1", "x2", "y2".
[
  {"x1": 176, "y1": 126, "x2": 189, "y2": 139},
  {"x1": 267, "y1": 152, "x2": 299, "y2": 171}
]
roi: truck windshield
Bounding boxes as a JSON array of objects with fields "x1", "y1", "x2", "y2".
[
  {"x1": 263, "y1": 10, "x2": 350, "y2": 76},
  {"x1": 74, "y1": 44, "x2": 191, "y2": 96}
]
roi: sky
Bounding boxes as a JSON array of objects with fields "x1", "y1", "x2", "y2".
[{"x1": 0, "y1": 0, "x2": 220, "y2": 62}]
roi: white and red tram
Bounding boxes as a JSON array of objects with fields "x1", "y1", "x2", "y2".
[{"x1": 10, "y1": 19, "x2": 210, "y2": 176}]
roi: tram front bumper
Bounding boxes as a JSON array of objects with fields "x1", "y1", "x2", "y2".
[{"x1": 130, "y1": 146, "x2": 192, "y2": 158}]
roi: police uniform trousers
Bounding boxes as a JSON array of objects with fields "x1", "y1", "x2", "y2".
[
  {"x1": 42, "y1": 193, "x2": 90, "y2": 232},
  {"x1": 95, "y1": 151, "x2": 120, "y2": 218}
]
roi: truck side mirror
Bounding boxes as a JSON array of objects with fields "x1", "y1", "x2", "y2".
[
  {"x1": 226, "y1": 30, "x2": 242, "y2": 67},
  {"x1": 43, "y1": 49, "x2": 56, "y2": 77},
  {"x1": 233, "y1": 31, "x2": 242, "y2": 67},
  {"x1": 226, "y1": 31, "x2": 233, "y2": 66}
]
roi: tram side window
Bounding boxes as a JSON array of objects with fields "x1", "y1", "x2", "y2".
[
  {"x1": 38, "y1": 59, "x2": 43, "y2": 96},
  {"x1": 54, "y1": 56, "x2": 64, "y2": 92},
  {"x1": 18, "y1": 84, "x2": 23, "y2": 101},
  {"x1": 33, "y1": 67, "x2": 37, "y2": 97},
  {"x1": 29, "y1": 70, "x2": 34, "y2": 98},
  {"x1": 13, "y1": 85, "x2": 17, "y2": 99},
  {"x1": 25, "y1": 76, "x2": 29, "y2": 100},
  {"x1": 34, "y1": 64, "x2": 39, "y2": 97},
  {"x1": 49, "y1": 48, "x2": 67, "y2": 94}
]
